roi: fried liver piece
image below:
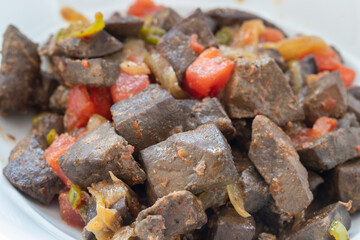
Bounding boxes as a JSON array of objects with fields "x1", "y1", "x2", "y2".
[
  {"x1": 140, "y1": 124, "x2": 239, "y2": 201},
  {"x1": 178, "y1": 97, "x2": 236, "y2": 139},
  {"x1": 225, "y1": 56, "x2": 303, "y2": 126},
  {"x1": 53, "y1": 56, "x2": 120, "y2": 87},
  {"x1": 347, "y1": 94, "x2": 360, "y2": 122},
  {"x1": 105, "y1": 15, "x2": 144, "y2": 39},
  {"x1": 59, "y1": 122, "x2": 146, "y2": 188},
  {"x1": 32, "y1": 71, "x2": 60, "y2": 110},
  {"x1": 283, "y1": 202, "x2": 351, "y2": 240},
  {"x1": 0, "y1": 25, "x2": 40, "y2": 115},
  {"x1": 297, "y1": 127, "x2": 360, "y2": 171},
  {"x1": 3, "y1": 132, "x2": 64, "y2": 204},
  {"x1": 249, "y1": 115, "x2": 313, "y2": 214},
  {"x1": 49, "y1": 85, "x2": 69, "y2": 113},
  {"x1": 135, "y1": 191, "x2": 207, "y2": 239},
  {"x1": 209, "y1": 208, "x2": 256, "y2": 240},
  {"x1": 330, "y1": 158, "x2": 360, "y2": 213},
  {"x1": 150, "y1": 8, "x2": 183, "y2": 31},
  {"x1": 32, "y1": 113, "x2": 65, "y2": 137},
  {"x1": 157, "y1": 9, "x2": 217, "y2": 83},
  {"x1": 45, "y1": 30, "x2": 123, "y2": 58},
  {"x1": 303, "y1": 71, "x2": 347, "y2": 124},
  {"x1": 307, "y1": 171, "x2": 324, "y2": 194},
  {"x1": 111, "y1": 84, "x2": 185, "y2": 154}
]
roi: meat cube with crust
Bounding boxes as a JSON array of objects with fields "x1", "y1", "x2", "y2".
[
  {"x1": 307, "y1": 171, "x2": 324, "y2": 194},
  {"x1": 209, "y1": 208, "x2": 256, "y2": 240},
  {"x1": 3, "y1": 132, "x2": 64, "y2": 204},
  {"x1": 32, "y1": 113, "x2": 65, "y2": 137},
  {"x1": 225, "y1": 56, "x2": 304, "y2": 126},
  {"x1": 178, "y1": 97, "x2": 236, "y2": 139},
  {"x1": 283, "y1": 202, "x2": 351, "y2": 240},
  {"x1": 140, "y1": 124, "x2": 239, "y2": 201},
  {"x1": 135, "y1": 191, "x2": 207, "y2": 239},
  {"x1": 347, "y1": 94, "x2": 360, "y2": 122},
  {"x1": 297, "y1": 127, "x2": 360, "y2": 171},
  {"x1": 43, "y1": 30, "x2": 123, "y2": 58},
  {"x1": 49, "y1": 85, "x2": 69, "y2": 113},
  {"x1": 303, "y1": 71, "x2": 347, "y2": 124},
  {"x1": 32, "y1": 71, "x2": 60, "y2": 110},
  {"x1": 59, "y1": 122, "x2": 146, "y2": 188},
  {"x1": 111, "y1": 84, "x2": 185, "y2": 154},
  {"x1": 105, "y1": 15, "x2": 144, "y2": 39},
  {"x1": 150, "y1": 8, "x2": 183, "y2": 31},
  {"x1": 53, "y1": 56, "x2": 120, "y2": 87},
  {"x1": 330, "y1": 158, "x2": 360, "y2": 213},
  {"x1": 249, "y1": 115, "x2": 313, "y2": 214},
  {"x1": 157, "y1": 9, "x2": 217, "y2": 83},
  {"x1": 0, "y1": 25, "x2": 40, "y2": 115}
]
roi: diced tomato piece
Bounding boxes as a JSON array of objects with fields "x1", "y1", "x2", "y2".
[
  {"x1": 59, "y1": 191, "x2": 85, "y2": 229},
  {"x1": 312, "y1": 116, "x2": 338, "y2": 138},
  {"x1": 291, "y1": 128, "x2": 313, "y2": 149},
  {"x1": 259, "y1": 27, "x2": 284, "y2": 43},
  {"x1": 184, "y1": 47, "x2": 235, "y2": 98},
  {"x1": 110, "y1": 72, "x2": 150, "y2": 103},
  {"x1": 88, "y1": 87, "x2": 112, "y2": 120},
  {"x1": 44, "y1": 134, "x2": 76, "y2": 187},
  {"x1": 127, "y1": 0, "x2": 164, "y2": 18},
  {"x1": 334, "y1": 64, "x2": 356, "y2": 88},
  {"x1": 65, "y1": 86, "x2": 94, "y2": 132},
  {"x1": 189, "y1": 34, "x2": 205, "y2": 54}
]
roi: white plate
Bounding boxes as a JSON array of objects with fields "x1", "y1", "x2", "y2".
[{"x1": 0, "y1": 0, "x2": 359, "y2": 239}]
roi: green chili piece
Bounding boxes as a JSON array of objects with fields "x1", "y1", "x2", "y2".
[
  {"x1": 329, "y1": 221, "x2": 349, "y2": 240},
  {"x1": 68, "y1": 184, "x2": 82, "y2": 210},
  {"x1": 46, "y1": 129, "x2": 58, "y2": 145}
]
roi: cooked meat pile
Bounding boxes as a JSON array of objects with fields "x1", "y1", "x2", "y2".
[{"x1": 1, "y1": 2, "x2": 359, "y2": 239}]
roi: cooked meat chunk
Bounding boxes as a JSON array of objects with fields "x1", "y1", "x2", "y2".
[
  {"x1": 284, "y1": 202, "x2": 351, "y2": 240},
  {"x1": 209, "y1": 208, "x2": 256, "y2": 240},
  {"x1": 347, "y1": 94, "x2": 360, "y2": 122},
  {"x1": 53, "y1": 56, "x2": 120, "y2": 87},
  {"x1": 140, "y1": 124, "x2": 239, "y2": 201},
  {"x1": 330, "y1": 158, "x2": 360, "y2": 213},
  {"x1": 150, "y1": 8, "x2": 183, "y2": 31},
  {"x1": 348, "y1": 86, "x2": 360, "y2": 100},
  {"x1": 258, "y1": 48, "x2": 286, "y2": 72},
  {"x1": 0, "y1": 25, "x2": 40, "y2": 115},
  {"x1": 32, "y1": 113, "x2": 65, "y2": 136},
  {"x1": 3, "y1": 132, "x2": 64, "y2": 204},
  {"x1": 32, "y1": 72, "x2": 60, "y2": 110},
  {"x1": 111, "y1": 84, "x2": 185, "y2": 154},
  {"x1": 297, "y1": 127, "x2": 360, "y2": 171},
  {"x1": 307, "y1": 171, "x2": 324, "y2": 194},
  {"x1": 84, "y1": 198, "x2": 97, "y2": 240},
  {"x1": 59, "y1": 122, "x2": 146, "y2": 188},
  {"x1": 337, "y1": 112, "x2": 359, "y2": 128},
  {"x1": 178, "y1": 97, "x2": 236, "y2": 139},
  {"x1": 206, "y1": 8, "x2": 285, "y2": 34},
  {"x1": 249, "y1": 115, "x2": 313, "y2": 214},
  {"x1": 240, "y1": 165, "x2": 271, "y2": 213},
  {"x1": 198, "y1": 187, "x2": 228, "y2": 209},
  {"x1": 225, "y1": 56, "x2": 304, "y2": 126},
  {"x1": 105, "y1": 15, "x2": 144, "y2": 39},
  {"x1": 45, "y1": 30, "x2": 123, "y2": 58},
  {"x1": 303, "y1": 71, "x2": 347, "y2": 124},
  {"x1": 135, "y1": 191, "x2": 207, "y2": 239},
  {"x1": 157, "y1": 9, "x2": 217, "y2": 83},
  {"x1": 299, "y1": 54, "x2": 318, "y2": 76},
  {"x1": 49, "y1": 85, "x2": 69, "y2": 113}
]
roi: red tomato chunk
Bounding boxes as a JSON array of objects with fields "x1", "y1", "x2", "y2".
[
  {"x1": 110, "y1": 72, "x2": 150, "y2": 103},
  {"x1": 127, "y1": 0, "x2": 164, "y2": 18},
  {"x1": 59, "y1": 191, "x2": 85, "y2": 229},
  {"x1": 184, "y1": 47, "x2": 235, "y2": 98},
  {"x1": 259, "y1": 27, "x2": 284, "y2": 43}
]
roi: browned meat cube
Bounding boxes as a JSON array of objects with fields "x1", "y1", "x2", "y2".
[
  {"x1": 347, "y1": 94, "x2": 360, "y2": 121},
  {"x1": 157, "y1": 9, "x2": 217, "y2": 83},
  {"x1": 111, "y1": 84, "x2": 185, "y2": 154},
  {"x1": 299, "y1": 54, "x2": 318, "y2": 76},
  {"x1": 209, "y1": 208, "x2": 256, "y2": 240},
  {"x1": 32, "y1": 113, "x2": 65, "y2": 136},
  {"x1": 0, "y1": 25, "x2": 40, "y2": 115},
  {"x1": 44, "y1": 30, "x2": 123, "y2": 58},
  {"x1": 297, "y1": 127, "x2": 360, "y2": 171},
  {"x1": 303, "y1": 71, "x2": 347, "y2": 124},
  {"x1": 337, "y1": 112, "x2": 359, "y2": 128},
  {"x1": 53, "y1": 56, "x2": 120, "y2": 87},
  {"x1": 179, "y1": 97, "x2": 236, "y2": 139},
  {"x1": 258, "y1": 48, "x2": 286, "y2": 72},
  {"x1": 105, "y1": 15, "x2": 144, "y2": 39},
  {"x1": 308, "y1": 171, "x2": 324, "y2": 194},
  {"x1": 283, "y1": 202, "x2": 351, "y2": 240},
  {"x1": 151, "y1": 8, "x2": 183, "y2": 31},
  {"x1": 140, "y1": 124, "x2": 239, "y2": 201},
  {"x1": 225, "y1": 56, "x2": 303, "y2": 126},
  {"x1": 330, "y1": 158, "x2": 360, "y2": 213},
  {"x1": 32, "y1": 71, "x2": 60, "y2": 110},
  {"x1": 59, "y1": 122, "x2": 146, "y2": 188},
  {"x1": 3, "y1": 132, "x2": 64, "y2": 204},
  {"x1": 49, "y1": 85, "x2": 69, "y2": 113},
  {"x1": 348, "y1": 86, "x2": 360, "y2": 100},
  {"x1": 135, "y1": 191, "x2": 207, "y2": 239},
  {"x1": 249, "y1": 115, "x2": 313, "y2": 214}
]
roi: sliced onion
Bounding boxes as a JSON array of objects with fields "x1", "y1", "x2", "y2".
[{"x1": 226, "y1": 183, "x2": 251, "y2": 218}]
